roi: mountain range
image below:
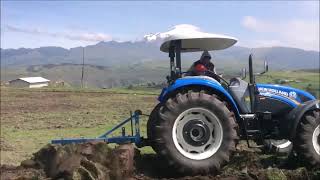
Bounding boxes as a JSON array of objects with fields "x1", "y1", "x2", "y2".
[
  {"x1": 1, "y1": 41, "x2": 319, "y2": 87},
  {"x1": 2, "y1": 41, "x2": 319, "y2": 69}
]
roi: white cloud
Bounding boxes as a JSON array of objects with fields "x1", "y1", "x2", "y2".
[
  {"x1": 241, "y1": 16, "x2": 319, "y2": 51},
  {"x1": 3, "y1": 25, "x2": 113, "y2": 42}
]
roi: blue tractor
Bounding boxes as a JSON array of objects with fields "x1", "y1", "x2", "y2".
[
  {"x1": 52, "y1": 32, "x2": 319, "y2": 175},
  {"x1": 146, "y1": 34, "x2": 320, "y2": 174}
]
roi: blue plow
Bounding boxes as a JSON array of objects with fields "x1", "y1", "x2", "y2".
[{"x1": 51, "y1": 110, "x2": 147, "y2": 147}]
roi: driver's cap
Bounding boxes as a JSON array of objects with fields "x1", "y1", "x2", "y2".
[{"x1": 201, "y1": 50, "x2": 211, "y2": 59}]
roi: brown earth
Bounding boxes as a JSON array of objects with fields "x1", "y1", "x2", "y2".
[
  {"x1": 1, "y1": 142, "x2": 135, "y2": 180},
  {"x1": 1, "y1": 88, "x2": 320, "y2": 179},
  {"x1": 1, "y1": 142, "x2": 319, "y2": 180}
]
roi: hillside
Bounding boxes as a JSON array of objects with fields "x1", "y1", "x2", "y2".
[
  {"x1": 0, "y1": 61, "x2": 283, "y2": 88},
  {"x1": 1, "y1": 41, "x2": 319, "y2": 88},
  {"x1": 1, "y1": 41, "x2": 319, "y2": 70},
  {"x1": 1, "y1": 63, "x2": 169, "y2": 88},
  {"x1": 2, "y1": 63, "x2": 319, "y2": 99}
]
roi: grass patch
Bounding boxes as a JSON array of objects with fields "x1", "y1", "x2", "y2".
[{"x1": 1, "y1": 87, "x2": 157, "y2": 165}]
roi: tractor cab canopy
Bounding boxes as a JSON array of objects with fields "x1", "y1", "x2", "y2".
[
  {"x1": 160, "y1": 31, "x2": 237, "y2": 83},
  {"x1": 160, "y1": 32, "x2": 238, "y2": 53}
]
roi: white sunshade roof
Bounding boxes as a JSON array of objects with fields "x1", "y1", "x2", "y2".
[{"x1": 158, "y1": 26, "x2": 238, "y2": 53}]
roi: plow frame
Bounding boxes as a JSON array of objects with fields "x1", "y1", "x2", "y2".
[{"x1": 51, "y1": 110, "x2": 145, "y2": 146}]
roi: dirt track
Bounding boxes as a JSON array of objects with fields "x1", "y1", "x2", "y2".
[{"x1": 1, "y1": 142, "x2": 319, "y2": 180}]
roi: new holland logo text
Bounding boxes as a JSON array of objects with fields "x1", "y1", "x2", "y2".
[{"x1": 258, "y1": 87, "x2": 296, "y2": 98}]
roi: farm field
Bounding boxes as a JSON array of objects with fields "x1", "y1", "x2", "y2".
[
  {"x1": 0, "y1": 87, "x2": 160, "y2": 166},
  {"x1": 255, "y1": 70, "x2": 320, "y2": 98},
  {"x1": 1, "y1": 70, "x2": 319, "y2": 179}
]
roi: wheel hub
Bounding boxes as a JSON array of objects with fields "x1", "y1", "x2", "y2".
[
  {"x1": 183, "y1": 120, "x2": 210, "y2": 146},
  {"x1": 172, "y1": 107, "x2": 223, "y2": 160},
  {"x1": 313, "y1": 125, "x2": 320, "y2": 155}
]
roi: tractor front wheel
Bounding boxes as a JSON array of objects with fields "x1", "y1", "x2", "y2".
[
  {"x1": 153, "y1": 90, "x2": 238, "y2": 175},
  {"x1": 296, "y1": 110, "x2": 320, "y2": 166}
]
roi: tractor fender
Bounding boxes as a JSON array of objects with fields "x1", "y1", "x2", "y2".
[
  {"x1": 287, "y1": 99, "x2": 320, "y2": 140},
  {"x1": 158, "y1": 76, "x2": 240, "y2": 117}
]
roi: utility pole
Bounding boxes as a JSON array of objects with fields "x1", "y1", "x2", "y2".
[{"x1": 81, "y1": 47, "x2": 85, "y2": 88}]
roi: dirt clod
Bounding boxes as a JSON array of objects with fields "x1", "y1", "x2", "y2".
[
  {"x1": 1, "y1": 142, "x2": 136, "y2": 180},
  {"x1": 0, "y1": 165, "x2": 48, "y2": 180},
  {"x1": 20, "y1": 159, "x2": 37, "y2": 168}
]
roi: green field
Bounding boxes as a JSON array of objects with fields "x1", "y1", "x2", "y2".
[
  {"x1": 0, "y1": 86, "x2": 159, "y2": 165},
  {"x1": 255, "y1": 70, "x2": 319, "y2": 98},
  {"x1": 1, "y1": 70, "x2": 319, "y2": 165}
]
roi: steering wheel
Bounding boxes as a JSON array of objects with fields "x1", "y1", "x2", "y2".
[
  {"x1": 204, "y1": 70, "x2": 229, "y2": 85},
  {"x1": 185, "y1": 64, "x2": 229, "y2": 85}
]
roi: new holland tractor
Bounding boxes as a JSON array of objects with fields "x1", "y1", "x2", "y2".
[
  {"x1": 146, "y1": 34, "x2": 320, "y2": 174},
  {"x1": 52, "y1": 32, "x2": 319, "y2": 175}
]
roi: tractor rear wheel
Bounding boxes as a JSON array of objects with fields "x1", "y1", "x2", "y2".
[
  {"x1": 153, "y1": 90, "x2": 238, "y2": 175},
  {"x1": 147, "y1": 103, "x2": 162, "y2": 153},
  {"x1": 296, "y1": 110, "x2": 320, "y2": 165}
]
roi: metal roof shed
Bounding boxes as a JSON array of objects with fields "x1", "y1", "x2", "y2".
[{"x1": 9, "y1": 77, "x2": 50, "y2": 88}]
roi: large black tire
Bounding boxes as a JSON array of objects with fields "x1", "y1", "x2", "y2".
[
  {"x1": 295, "y1": 110, "x2": 320, "y2": 166},
  {"x1": 153, "y1": 90, "x2": 238, "y2": 175},
  {"x1": 147, "y1": 103, "x2": 162, "y2": 153}
]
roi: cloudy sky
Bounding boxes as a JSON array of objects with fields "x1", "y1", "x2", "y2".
[{"x1": 1, "y1": 1, "x2": 319, "y2": 51}]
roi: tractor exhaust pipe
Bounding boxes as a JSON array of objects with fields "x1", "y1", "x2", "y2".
[
  {"x1": 248, "y1": 54, "x2": 256, "y2": 113},
  {"x1": 249, "y1": 54, "x2": 254, "y2": 84}
]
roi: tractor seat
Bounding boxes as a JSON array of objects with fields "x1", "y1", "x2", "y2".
[{"x1": 230, "y1": 78, "x2": 241, "y2": 86}]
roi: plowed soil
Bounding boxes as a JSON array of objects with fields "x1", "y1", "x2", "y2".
[{"x1": 1, "y1": 142, "x2": 319, "y2": 180}]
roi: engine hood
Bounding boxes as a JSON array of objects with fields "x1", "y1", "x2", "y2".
[{"x1": 256, "y1": 84, "x2": 316, "y2": 106}]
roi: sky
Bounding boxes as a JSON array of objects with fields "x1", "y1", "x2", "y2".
[{"x1": 1, "y1": 1, "x2": 319, "y2": 51}]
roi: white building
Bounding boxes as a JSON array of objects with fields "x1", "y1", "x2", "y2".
[{"x1": 9, "y1": 77, "x2": 50, "y2": 88}]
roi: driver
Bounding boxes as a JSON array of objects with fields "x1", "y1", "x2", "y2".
[{"x1": 188, "y1": 50, "x2": 216, "y2": 76}]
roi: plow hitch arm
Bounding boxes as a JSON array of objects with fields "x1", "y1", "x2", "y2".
[{"x1": 51, "y1": 110, "x2": 146, "y2": 147}]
